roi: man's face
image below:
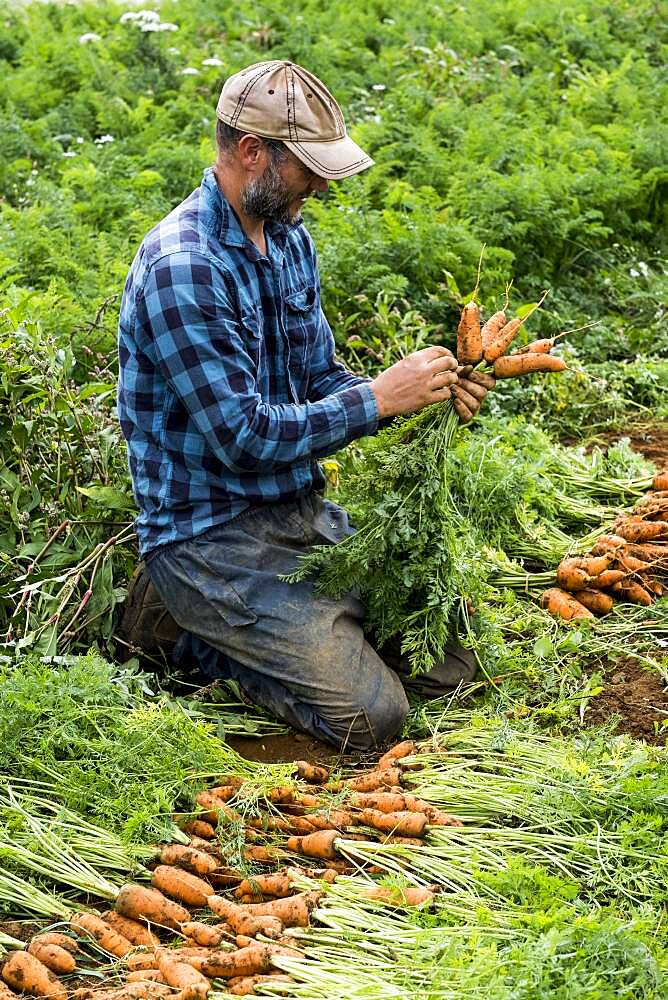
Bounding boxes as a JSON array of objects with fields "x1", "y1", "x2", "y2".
[{"x1": 241, "y1": 145, "x2": 329, "y2": 225}]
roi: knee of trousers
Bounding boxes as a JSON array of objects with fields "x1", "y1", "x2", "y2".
[{"x1": 330, "y1": 672, "x2": 410, "y2": 753}]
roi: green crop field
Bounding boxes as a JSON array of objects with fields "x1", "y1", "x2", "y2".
[{"x1": 0, "y1": 0, "x2": 667, "y2": 996}]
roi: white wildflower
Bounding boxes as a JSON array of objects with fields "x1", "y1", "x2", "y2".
[
  {"x1": 94, "y1": 134, "x2": 115, "y2": 144},
  {"x1": 78, "y1": 32, "x2": 101, "y2": 43},
  {"x1": 62, "y1": 151, "x2": 77, "y2": 158},
  {"x1": 371, "y1": 83, "x2": 386, "y2": 91},
  {"x1": 76, "y1": 137, "x2": 85, "y2": 144},
  {"x1": 140, "y1": 22, "x2": 160, "y2": 30},
  {"x1": 156, "y1": 21, "x2": 178, "y2": 30},
  {"x1": 629, "y1": 268, "x2": 640, "y2": 278},
  {"x1": 180, "y1": 66, "x2": 200, "y2": 75},
  {"x1": 202, "y1": 56, "x2": 223, "y2": 66},
  {"x1": 637, "y1": 261, "x2": 650, "y2": 278}
]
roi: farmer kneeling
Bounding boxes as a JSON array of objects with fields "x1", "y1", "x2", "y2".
[{"x1": 117, "y1": 61, "x2": 494, "y2": 750}]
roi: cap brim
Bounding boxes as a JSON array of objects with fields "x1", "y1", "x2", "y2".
[{"x1": 286, "y1": 133, "x2": 374, "y2": 180}]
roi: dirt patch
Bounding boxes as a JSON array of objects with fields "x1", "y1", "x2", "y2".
[
  {"x1": 227, "y1": 730, "x2": 370, "y2": 770},
  {"x1": 585, "y1": 659, "x2": 668, "y2": 744},
  {"x1": 0, "y1": 919, "x2": 45, "y2": 942},
  {"x1": 595, "y1": 420, "x2": 668, "y2": 468}
]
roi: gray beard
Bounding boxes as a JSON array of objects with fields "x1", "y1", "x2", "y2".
[{"x1": 241, "y1": 159, "x2": 302, "y2": 225}]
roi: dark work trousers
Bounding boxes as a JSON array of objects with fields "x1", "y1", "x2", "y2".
[{"x1": 146, "y1": 494, "x2": 476, "y2": 751}]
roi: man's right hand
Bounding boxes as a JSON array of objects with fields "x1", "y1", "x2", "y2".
[{"x1": 371, "y1": 347, "x2": 459, "y2": 419}]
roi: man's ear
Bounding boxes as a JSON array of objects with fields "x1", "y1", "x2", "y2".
[{"x1": 237, "y1": 133, "x2": 267, "y2": 172}]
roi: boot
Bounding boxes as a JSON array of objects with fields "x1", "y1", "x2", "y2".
[{"x1": 117, "y1": 562, "x2": 183, "y2": 661}]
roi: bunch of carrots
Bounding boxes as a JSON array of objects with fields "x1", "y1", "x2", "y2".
[
  {"x1": 0, "y1": 742, "x2": 443, "y2": 1000},
  {"x1": 542, "y1": 470, "x2": 668, "y2": 620},
  {"x1": 456, "y1": 297, "x2": 567, "y2": 376}
]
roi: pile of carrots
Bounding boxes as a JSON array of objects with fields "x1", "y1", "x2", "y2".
[
  {"x1": 542, "y1": 471, "x2": 668, "y2": 620},
  {"x1": 0, "y1": 742, "x2": 444, "y2": 1000},
  {"x1": 456, "y1": 299, "x2": 567, "y2": 377}
]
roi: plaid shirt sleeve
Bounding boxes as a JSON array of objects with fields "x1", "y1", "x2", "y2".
[
  {"x1": 139, "y1": 252, "x2": 378, "y2": 473},
  {"x1": 307, "y1": 305, "x2": 373, "y2": 401}
]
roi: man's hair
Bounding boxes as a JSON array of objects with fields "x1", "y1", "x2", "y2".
[{"x1": 216, "y1": 119, "x2": 287, "y2": 164}]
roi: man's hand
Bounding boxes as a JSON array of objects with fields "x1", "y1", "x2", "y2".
[
  {"x1": 371, "y1": 347, "x2": 459, "y2": 419},
  {"x1": 452, "y1": 366, "x2": 496, "y2": 423}
]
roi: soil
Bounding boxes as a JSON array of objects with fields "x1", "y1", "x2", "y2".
[
  {"x1": 585, "y1": 658, "x2": 668, "y2": 745},
  {"x1": 226, "y1": 731, "x2": 375, "y2": 770},
  {"x1": 595, "y1": 419, "x2": 668, "y2": 468}
]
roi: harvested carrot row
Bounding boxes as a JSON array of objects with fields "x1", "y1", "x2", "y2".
[
  {"x1": 159, "y1": 845, "x2": 219, "y2": 878},
  {"x1": 540, "y1": 589, "x2": 594, "y2": 621},
  {"x1": 70, "y1": 914, "x2": 133, "y2": 958},
  {"x1": 151, "y1": 866, "x2": 213, "y2": 908},
  {"x1": 1, "y1": 952, "x2": 67, "y2": 1000},
  {"x1": 493, "y1": 354, "x2": 567, "y2": 378},
  {"x1": 653, "y1": 472, "x2": 668, "y2": 490},
  {"x1": 100, "y1": 912, "x2": 160, "y2": 949},
  {"x1": 26, "y1": 943, "x2": 75, "y2": 977},
  {"x1": 115, "y1": 884, "x2": 191, "y2": 931},
  {"x1": 456, "y1": 301, "x2": 482, "y2": 364}
]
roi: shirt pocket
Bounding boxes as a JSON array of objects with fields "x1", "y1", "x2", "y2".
[{"x1": 284, "y1": 284, "x2": 317, "y2": 385}]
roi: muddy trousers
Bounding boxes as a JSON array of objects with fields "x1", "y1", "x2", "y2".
[{"x1": 145, "y1": 495, "x2": 475, "y2": 751}]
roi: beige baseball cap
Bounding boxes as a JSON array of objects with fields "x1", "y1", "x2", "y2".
[{"x1": 216, "y1": 60, "x2": 374, "y2": 181}]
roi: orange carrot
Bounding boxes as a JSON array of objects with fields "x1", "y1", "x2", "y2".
[
  {"x1": 593, "y1": 569, "x2": 627, "y2": 588},
  {"x1": 151, "y1": 865, "x2": 213, "y2": 908},
  {"x1": 206, "y1": 785, "x2": 239, "y2": 802},
  {"x1": 591, "y1": 534, "x2": 627, "y2": 555},
  {"x1": 480, "y1": 310, "x2": 506, "y2": 352},
  {"x1": 1, "y1": 953, "x2": 67, "y2": 1000},
  {"x1": 361, "y1": 886, "x2": 435, "y2": 907},
  {"x1": 26, "y1": 943, "x2": 75, "y2": 977},
  {"x1": 179, "y1": 820, "x2": 216, "y2": 840},
  {"x1": 358, "y1": 808, "x2": 428, "y2": 837},
  {"x1": 242, "y1": 846, "x2": 284, "y2": 864},
  {"x1": 235, "y1": 892, "x2": 317, "y2": 929},
  {"x1": 345, "y1": 768, "x2": 402, "y2": 792},
  {"x1": 115, "y1": 884, "x2": 191, "y2": 931},
  {"x1": 197, "y1": 944, "x2": 293, "y2": 980},
  {"x1": 378, "y1": 741, "x2": 416, "y2": 770},
  {"x1": 653, "y1": 472, "x2": 668, "y2": 491},
  {"x1": 540, "y1": 588, "x2": 594, "y2": 620},
  {"x1": 126, "y1": 972, "x2": 165, "y2": 984},
  {"x1": 611, "y1": 580, "x2": 653, "y2": 606},
  {"x1": 234, "y1": 874, "x2": 293, "y2": 901},
  {"x1": 614, "y1": 553, "x2": 654, "y2": 575},
  {"x1": 298, "y1": 810, "x2": 354, "y2": 832},
  {"x1": 100, "y1": 912, "x2": 160, "y2": 949},
  {"x1": 574, "y1": 589, "x2": 614, "y2": 615},
  {"x1": 379, "y1": 835, "x2": 425, "y2": 846},
  {"x1": 285, "y1": 829, "x2": 340, "y2": 860},
  {"x1": 293, "y1": 761, "x2": 330, "y2": 784},
  {"x1": 493, "y1": 354, "x2": 567, "y2": 377},
  {"x1": 126, "y1": 955, "x2": 159, "y2": 973},
  {"x1": 70, "y1": 913, "x2": 133, "y2": 958},
  {"x1": 227, "y1": 975, "x2": 293, "y2": 996},
  {"x1": 513, "y1": 338, "x2": 555, "y2": 355},
  {"x1": 180, "y1": 923, "x2": 228, "y2": 948},
  {"x1": 206, "y1": 897, "x2": 282, "y2": 939},
  {"x1": 156, "y1": 952, "x2": 210, "y2": 1000},
  {"x1": 457, "y1": 301, "x2": 482, "y2": 364},
  {"x1": 614, "y1": 521, "x2": 668, "y2": 543},
  {"x1": 159, "y1": 845, "x2": 219, "y2": 878},
  {"x1": 29, "y1": 936, "x2": 77, "y2": 956},
  {"x1": 555, "y1": 562, "x2": 593, "y2": 592},
  {"x1": 484, "y1": 317, "x2": 522, "y2": 362}
]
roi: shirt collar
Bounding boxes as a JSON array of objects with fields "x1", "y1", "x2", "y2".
[{"x1": 201, "y1": 166, "x2": 292, "y2": 255}]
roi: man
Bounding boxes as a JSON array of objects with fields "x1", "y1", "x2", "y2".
[{"x1": 117, "y1": 60, "x2": 494, "y2": 750}]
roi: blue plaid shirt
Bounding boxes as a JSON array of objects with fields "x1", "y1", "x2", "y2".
[{"x1": 118, "y1": 167, "x2": 378, "y2": 556}]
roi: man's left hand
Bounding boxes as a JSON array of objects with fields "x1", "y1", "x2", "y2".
[{"x1": 452, "y1": 367, "x2": 496, "y2": 423}]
